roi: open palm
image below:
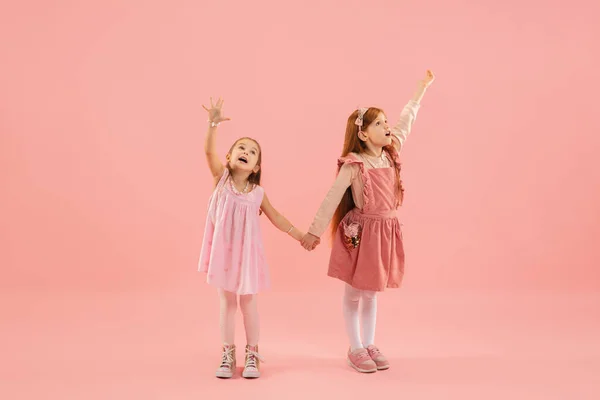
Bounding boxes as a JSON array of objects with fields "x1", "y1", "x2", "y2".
[{"x1": 203, "y1": 97, "x2": 231, "y2": 124}]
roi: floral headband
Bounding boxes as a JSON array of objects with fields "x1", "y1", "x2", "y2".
[{"x1": 355, "y1": 107, "x2": 369, "y2": 129}]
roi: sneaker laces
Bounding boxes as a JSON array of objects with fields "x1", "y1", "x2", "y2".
[
  {"x1": 356, "y1": 350, "x2": 370, "y2": 361},
  {"x1": 220, "y1": 346, "x2": 235, "y2": 369},
  {"x1": 368, "y1": 346, "x2": 381, "y2": 356},
  {"x1": 245, "y1": 348, "x2": 264, "y2": 370}
]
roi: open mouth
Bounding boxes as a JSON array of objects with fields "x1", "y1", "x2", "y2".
[
  {"x1": 385, "y1": 131, "x2": 391, "y2": 137},
  {"x1": 238, "y1": 156, "x2": 248, "y2": 164}
]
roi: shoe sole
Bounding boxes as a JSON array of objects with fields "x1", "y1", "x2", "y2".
[
  {"x1": 242, "y1": 372, "x2": 260, "y2": 379},
  {"x1": 377, "y1": 365, "x2": 390, "y2": 371},
  {"x1": 347, "y1": 358, "x2": 377, "y2": 373},
  {"x1": 216, "y1": 363, "x2": 236, "y2": 379}
]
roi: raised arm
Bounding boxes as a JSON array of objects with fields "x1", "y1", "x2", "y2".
[
  {"x1": 391, "y1": 70, "x2": 435, "y2": 151},
  {"x1": 260, "y1": 193, "x2": 305, "y2": 242},
  {"x1": 203, "y1": 97, "x2": 231, "y2": 179}
]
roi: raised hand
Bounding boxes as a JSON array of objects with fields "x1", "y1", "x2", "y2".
[
  {"x1": 420, "y1": 70, "x2": 435, "y2": 88},
  {"x1": 202, "y1": 97, "x2": 231, "y2": 124}
]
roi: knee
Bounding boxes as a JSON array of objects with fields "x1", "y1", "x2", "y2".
[
  {"x1": 220, "y1": 291, "x2": 238, "y2": 312},
  {"x1": 239, "y1": 295, "x2": 257, "y2": 316},
  {"x1": 344, "y1": 289, "x2": 361, "y2": 304},
  {"x1": 361, "y1": 291, "x2": 377, "y2": 303}
]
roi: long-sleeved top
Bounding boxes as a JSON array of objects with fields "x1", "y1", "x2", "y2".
[{"x1": 308, "y1": 100, "x2": 421, "y2": 237}]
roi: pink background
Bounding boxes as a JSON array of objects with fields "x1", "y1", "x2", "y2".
[{"x1": 2, "y1": 0, "x2": 599, "y2": 399}]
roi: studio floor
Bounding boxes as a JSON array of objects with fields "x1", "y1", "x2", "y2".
[{"x1": 2, "y1": 285, "x2": 599, "y2": 399}]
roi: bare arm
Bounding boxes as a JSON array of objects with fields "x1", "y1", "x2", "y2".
[
  {"x1": 411, "y1": 80, "x2": 429, "y2": 104},
  {"x1": 260, "y1": 193, "x2": 305, "y2": 242},
  {"x1": 205, "y1": 124, "x2": 225, "y2": 178},
  {"x1": 202, "y1": 97, "x2": 231, "y2": 178}
]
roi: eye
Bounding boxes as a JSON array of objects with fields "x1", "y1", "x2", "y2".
[
  {"x1": 376, "y1": 122, "x2": 380, "y2": 126},
  {"x1": 251, "y1": 150, "x2": 257, "y2": 155}
]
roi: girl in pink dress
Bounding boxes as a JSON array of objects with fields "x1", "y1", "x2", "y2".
[
  {"x1": 302, "y1": 71, "x2": 435, "y2": 373},
  {"x1": 199, "y1": 98, "x2": 308, "y2": 379}
]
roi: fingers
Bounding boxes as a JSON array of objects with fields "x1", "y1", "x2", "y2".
[
  {"x1": 202, "y1": 104, "x2": 209, "y2": 112},
  {"x1": 208, "y1": 97, "x2": 225, "y2": 109},
  {"x1": 300, "y1": 233, "x2": 320, "y2": 251},
  {"x1": 307, "y1": 240, "x2": 320, "y2": 251},
  {"x1": 302, "y1": 239, "x2": 315, "y2": 250}
]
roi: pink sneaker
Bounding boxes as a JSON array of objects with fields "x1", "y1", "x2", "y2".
[
  {"x1": 366, "y1": 345, "x2": 390, "y2": 370},
  {"x1": 347, "y1": 348, "x2": 377, "y2": 373},
  {"x1": 242, "y1": 345, "x2": 264, "y2": 379},
  {"x1": 215, "y1": 344, "x2": 236, "y2": 379}
]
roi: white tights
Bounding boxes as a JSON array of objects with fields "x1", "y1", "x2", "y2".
[
  {"x1": 218, "y1": 289, "x2": 260, "y2": 346},
  {"x1": 343, "y1": 284, "x2": 378, "y2": 351}
]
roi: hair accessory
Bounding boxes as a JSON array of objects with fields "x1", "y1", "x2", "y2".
[{"x1": 355, "y1": 107, "x2": 369, "y2": 128}]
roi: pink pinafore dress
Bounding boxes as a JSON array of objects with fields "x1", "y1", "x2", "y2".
[{"x1": 328, "y1": 152, "x2": 405, "y2": 291}]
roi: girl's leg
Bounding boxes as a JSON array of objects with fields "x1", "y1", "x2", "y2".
[
  {"x1": 219, "y1": 289, "x2": 238, "y2": 345},
  {"x1": 239, "y1": 294, "x2": 262, "y2": 379},
  {"x1": 344, "y1": 284, "x2": 377, "y2": 373},
  {"x1": 343, "y1": 284, "x2": 364, "y2": 351},
  {"x1": 239, "y1": 294, "x2": 260, "y2": 346},
  {"x1": 216, "y1": 289, "x2": 238, "y2": 379},
  {"x1": 360, "y1": 290, "x2": 377, "y2": 347},
  {"x1": 360, "y1": 290, "x2": 389, "y2": 370}
]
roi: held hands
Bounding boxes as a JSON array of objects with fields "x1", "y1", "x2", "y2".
[
  {"x1": 301, "y1": 232, "x2": 320, "y2": 251},
  {"x1": 419, "y1": 70, "x2": 435, "y2": 88},
  {"x1": 202, "y1": 97, "x2": 231, "y2": 125}
]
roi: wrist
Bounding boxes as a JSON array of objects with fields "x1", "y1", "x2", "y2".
[
  {"x1": 208, "y1": 120, "x2": 220, "y2": 128},
  {"x1": 286, "y1": 225, "x2": 297, "y2": 237},
  {"x1": 286, "y1": 225, "x2": 302, "y2": 240}
]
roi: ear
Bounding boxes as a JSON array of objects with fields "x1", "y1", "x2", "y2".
[
  {"x1": 358, "y1": 130, "x2": 368, "y2": 142},
  {"x1": 225, "y1": 153, "x2": 231, "y2": 161},
  {"x1": 253, "y1": 164, "x2": 261, "y2": 174}
]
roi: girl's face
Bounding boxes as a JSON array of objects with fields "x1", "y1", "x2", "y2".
[
  {"x1": 228, "y1": 139, "x2": 260, "y2": 173},
  {"x1": 363, "y1": 112, "x2": 392, "y2": 147}
]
